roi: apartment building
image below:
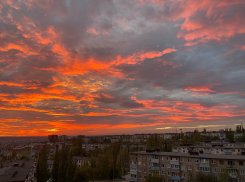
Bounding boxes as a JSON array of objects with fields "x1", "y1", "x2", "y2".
[
  {"x1": 130, "y1": 151, "x2": 245, "y2": 182},
  {"x1": 173, "y1": 142, "x2": 245, "y2": 155},
  {"x1": 72, "y1": 156, "x2": 91, "y2": 168},
  {"x1": 82, "y1": 143, "x2": 110, "y2": 151}
]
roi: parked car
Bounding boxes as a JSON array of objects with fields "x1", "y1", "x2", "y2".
[{"x1": 119, "y1": 176, "x2": 126, "y2": 180}]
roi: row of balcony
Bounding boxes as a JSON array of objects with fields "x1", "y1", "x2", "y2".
[{"x1": 130, "y1": 177, "x2": 137, "y2": 182}]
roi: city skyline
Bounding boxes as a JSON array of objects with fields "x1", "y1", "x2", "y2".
[{"x1": 0, "y1": 0, "x2": 245, "y2": 136}]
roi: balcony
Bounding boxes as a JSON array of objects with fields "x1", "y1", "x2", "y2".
[
  {"x1": 224, "y1": 151, "x2": 232, "y2": 155},
  {"x1": 199, "y1": 163, "x2": 210, "y2": 167},
  {"x1": 130, "y1": 164, "x2": 137, "y2": 168},
  {"x1": 151, "y1": 158, "x2": 159, "y2": 163},
  {"x1": 130, "y1": 177, "x2": 137, "y2": 182},
  {"x1": 171, "y1": 168, "x2": 180, "y2": 173},
  {"x1": 203, "y1": 150, "x2": 211, "y2": 154},
  {"x1": 152, "y1": 166, "x2": 160, "y2": 170},
  {"x1": 171, "y1": 176, "x2": 181, "y2": 181},
  {"x1": 170, "y1": 160, "x2": 179, "y2": 165},
  {"x1": 229, "y1": 174, "x2": 239, "y2": 179},
  {"x1": 130, "y1": 170, "x2": 137, "y2": 175},
  {"x1": 200, "y1": 171, "x2": 211, "y2": 175}
]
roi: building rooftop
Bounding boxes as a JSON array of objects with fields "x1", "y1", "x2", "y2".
[
  {"x1": 130, "y1": 151, "x2": 245, "y2": 160},
  {"x1": 0, "y1": 159, "x2": 35, "y2": 182}
]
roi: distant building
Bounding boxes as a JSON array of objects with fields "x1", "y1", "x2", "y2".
[
  {"x1": 47, "y1": 160, "x2": 54, "y2": 171},
  {"x1": 48, "y1": 135, "x2": 58, "y2": 143},
  {"x1": 59, "y1": 135, "x2": 67, "y2": 141},
  {"x1": 72, "y1": 156, "x2": 91, "y2": 168}
]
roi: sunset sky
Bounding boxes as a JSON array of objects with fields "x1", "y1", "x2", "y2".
[{"x1": 0, "y1": 0, "x2": 245, "y2": 136}]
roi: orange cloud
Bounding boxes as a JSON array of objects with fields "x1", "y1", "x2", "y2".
[{"x1": 87, "y1": 28, "x2": 99, "y2": 35}]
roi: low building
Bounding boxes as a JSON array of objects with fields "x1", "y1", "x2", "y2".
[
  {"x1": 72, "y1": 156, "x2": 91, "y2": 168},
  {"x1": 47, "y1": 160, "x2": 54, "y2": 171},
  {"x1": 0, "y1": 159, "x2": 35, "y2": 182},
  {"x1": 82, "y1": 143, "x2": 110, "y2": 151}
]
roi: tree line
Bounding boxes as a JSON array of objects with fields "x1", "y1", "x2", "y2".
[{"x1": 36, "y1": 141, "x2": 130, "y2": 182}]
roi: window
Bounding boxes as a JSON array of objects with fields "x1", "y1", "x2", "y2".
[
  {"x1": 167, "y1": 164, "x2": 171, "y2": 168},
  {"x1": 239, "y1": 161, "x2": 244, "y2": 166},
  {"x1": 144, "y1": 169, "x2": 146, "y2": 173},
  {"x1": 211, "y1": 160, "x2": 216, "y2": 164},
  {"x1": 138, "y1": 162, "x2": 141, "y2": 165},
  {"x1": 200, "y1": 167, "x2": 210, "y2": 172},
  {"x1": 213, "y1": 168, "x2": 217, "y2": 173},
  {"x1": 196, "y1": 167, "x2": 199, "y2": 171},
  {"x1": 167, "y1": 157, "x2": 170, "y2": 161},
  {"x1": 161, "y1": 156, "x2": 164, "y2": 160},
  {"x1": 139, "y1": 168, "x2": 141, "y2": 172},
  {"x1": 180, "y1": 158, "x2": 184, "y2": 162},
  {"x1": 188, "y1": 166, "x2": 192, "y2": 170},
  {"x1": 168, "y1": 172, "x2": 171, "y2": 176},
  {"x1": 149, "y1": 170, "x2": 152, "y2": 173},
  {"x1": 143, "y1": 155, "x2": 146, "y2": 159},
  {"x1": 161, "y1": 171, "x2": 164, "y2": 175},
  {"x1": 195, "y1": 159, "x2": 199, "y2": 163},
  {"x1": 143, "y1": 162, "x2": 146, "y2": 166},
  {"x1": 182, "y1": 173, "x2": 186, "y2": 178},
  {"x1": 139, "y1": 175, "x2": 142, "y2": 179},
  {"x1": 219, "y1": 160, "x2": 224, "y2": 165},
  {"x1": 228, "y1": 161, "x2": 235, "y2": 165},
  {"x1": 138, "y1": 155, "x2": 141, "y2": 158},
  {"x1": 232, "y1": 149, "x2": 235, "y2": 152},
  {"x1": 214, "y1": 177, "x2": 217, "y2": 181},
  {"x1": 149, "y1": 162, "x2": 151, "y2": 166},
  {"x1": 161, "y1": 164, "x2": 164, "y2": 168},
  {"x1": 181, "y1": 165, "x2": 185, "y2": 171},
  {"x1": 241, "y1": 170, "x2": 245, "y2": 175},
  {"x1": 168, "y1": 179, "x2": 171, "y2": 182},
  {"x1": 188, "y1": 158, "x2": 191, "y2": 162}
]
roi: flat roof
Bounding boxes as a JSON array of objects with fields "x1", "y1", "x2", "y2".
[
  {"x1": 173, "y1": 146, "x2": 245, "y2": 149},
  {"x1": 130, "y1": 151, "x2": 245, "y2": 160},
  {"x1": 0, "y1": 159, "x2": 35, "y2": 182}
]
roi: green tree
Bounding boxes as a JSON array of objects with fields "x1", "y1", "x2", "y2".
[
  {"x1": 144, "y1": 174, "x2": 163, "y2": 182},
  {"x1": 96, "y1": 154, "x2": 109, "y2": 179},
  {"x1": 58, "y1": 146, "x2": 69, "y2": 182},
  {"x1": 188, "y1": 171, "x2": 194, "y2": 182},
  {"x1": 237, "y1": 133, "x2": 245, "y2": 142},
  {"x1": 219, "y1": 169, "x2": 230, "y2": 182},
  {"x1": 195, "y1": 172, "x2": 215, "y2": 182},
  {"x1": 52, "y1": 149, "x2": 59, "y2": 182},
  {"x1": 65, "y1": 150, "x2": 76, "y2": 182},
  {"x1": 74, "y1": 167, "x2": 89, "y2": 182},
  {"x1": 36, "y1": 145, "x2": 49, "y2": 182},
  {"x1": 110, "y1": 143, "x2": 120, "y2": 180}
]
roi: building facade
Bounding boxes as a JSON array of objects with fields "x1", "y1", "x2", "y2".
[{"x1": 130, "y1": 151, "x2": 245, "y2": 182}]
